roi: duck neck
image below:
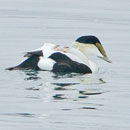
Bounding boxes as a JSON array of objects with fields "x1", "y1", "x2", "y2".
[
  {"x1": 72, "y1": 42, "x2": 98, "y2": 73},
  {"x1": 88, "y1": 60, "x2": 99, "y2": 73},
  {"x1": 72, "y1": 42, "x2": 89, "y2": 59}
]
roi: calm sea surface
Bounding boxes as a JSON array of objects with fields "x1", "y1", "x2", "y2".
[{"x1": 0, "y1": 0, "x2": 130, "y2": 130}]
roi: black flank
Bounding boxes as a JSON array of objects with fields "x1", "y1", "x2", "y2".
[{"x1": 49, "y1": 52, "x2": 92, "y2": 74}]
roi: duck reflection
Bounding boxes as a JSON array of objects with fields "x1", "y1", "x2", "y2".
[
  {"x1": 24, "y1": 70, "x2": 41, "y2": 81},
  {"x1": 4, "y1": 113, "x2": 36, "y2": 118},
  {"x1": 52, "y1": 73, "x2": 82, "y2": 79},
  {"x1": 52, "y1": 82, "x2": 79, "y2": 87},
  {"x1": 80, "y1": 77, "x2": 106, "y2": 84},
  {"x1": 53, "y1": 94, "x2": 67, "y2": 100},
  {"x1": 81, "y1": 107, "x2": 96, "y2": 110},
  {"x1": 52, "y1": 76, "x2": 106, "y2": 110},
  {"x1": 22, "y1": 70, "x2": 106, "y2": 110},
  {"x1": 79, "y1": 89, "x2": 103, "y2": 95}
]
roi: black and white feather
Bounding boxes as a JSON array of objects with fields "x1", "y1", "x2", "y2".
[{"x1": 7, "y1": 36, "x2": 111, "y2": 74}]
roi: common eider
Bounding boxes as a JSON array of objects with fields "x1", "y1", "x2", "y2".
[{"x1": 7, "y1": 35, "x2": 111, "y2": 74}]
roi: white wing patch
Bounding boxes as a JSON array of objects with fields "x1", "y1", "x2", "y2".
[{"x1": 38, "y1": 57, "x2": 56, "y2": 71}]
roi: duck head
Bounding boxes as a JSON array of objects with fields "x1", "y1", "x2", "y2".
[{"x1": 72, "y1": 35, "x2": 111, "y2": 63}]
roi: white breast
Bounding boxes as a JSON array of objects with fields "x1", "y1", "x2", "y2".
[{"x1": 88, "y1": 60, "x2": 99, "y2": 73}]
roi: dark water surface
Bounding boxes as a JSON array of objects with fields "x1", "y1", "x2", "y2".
[{"x1": 0, "y1": 0, "x2": 130, "y2": 130}]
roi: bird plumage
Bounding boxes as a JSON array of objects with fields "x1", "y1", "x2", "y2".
[{"x1": 7, "y1": 35, "x2": 111, "y2": 74}]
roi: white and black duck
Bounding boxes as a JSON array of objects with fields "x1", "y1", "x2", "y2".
[{"x1": 7, "y1": 35, "x2": 111, "y2": 74}]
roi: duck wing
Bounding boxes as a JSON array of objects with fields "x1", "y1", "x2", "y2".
[
  {"x1": 49, "y1": 52, "x2": 92, "y2": 74},
  {"x1": 24, "y1": 50, "x2": 43, "y2": 57}
]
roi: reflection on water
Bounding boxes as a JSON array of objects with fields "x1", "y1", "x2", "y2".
[
  {"x1": 3, "y1": 113, "x2": 36, "y2": 118},
  {"x1": 53, "y1": 83, "x2": 79, "y2": 91},
  {"x1": 79, "y1": 89, "x2": 103, "y2": 95},
  {"x1": 2, "y1": 69, "x2": 107, "y2": 128},
  {"x1": 52, "y1": 73, "x2": 82, "y2": 79},
  {"x1": 81, "y1": 107, "x2": 96, "y2": 110},
  {"x1": 52, "y1": 83, "x2": 80, "y2": 87},
  {"x1": 21, "y1": 70, "x2": 106, "y2": 112},
  {"x1": 25, "y1": 95, "x2": 41, "y2": 99},
  {"x1": 26, "y1": 87, "x2": 40, "y2": 91},
  {"x1": 24, "y1": 76, "x2": 41, "y2": 81},
  {"x1": 24, "y1": 70, "x2": 41, "y2": 81},
  {"x1": 53, "y1": 94, "x2": 67, "y2": 100},
  {"x1": 78, "y1": 95, "x2": 88, "y2": 99},
  {"x1": 80, "y1": 77, "x2": 106, "y2": 84},
  {"x1": 23, "y1": 70, "x2": 106, "y2": 99},
  {"x1": 54, "y1": 87, "x2": 68, "y2": 91},
  {"x1": 61, "y1": 108, "x2": 72, "y2": 111}
]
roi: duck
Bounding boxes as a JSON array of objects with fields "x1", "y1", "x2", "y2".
[{"x1": 7, "y1": 35, "x2": 111, "y2": 74}]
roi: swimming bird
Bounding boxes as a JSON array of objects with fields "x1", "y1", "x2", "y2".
[{"x1": 7, "y1": 35, "x2": 111, "y2": 74}]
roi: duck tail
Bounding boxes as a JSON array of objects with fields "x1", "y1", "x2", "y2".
[
  {"x1": 6, "y1": 66, "x2": 21, "y2": 70},
  {"x1": 6, "y1": 56, "x2": 40, "y2": 71}
]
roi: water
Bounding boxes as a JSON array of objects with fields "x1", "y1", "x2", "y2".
[{"x1": 0, "y1": 0, "x2": 130, "y2": 130}]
